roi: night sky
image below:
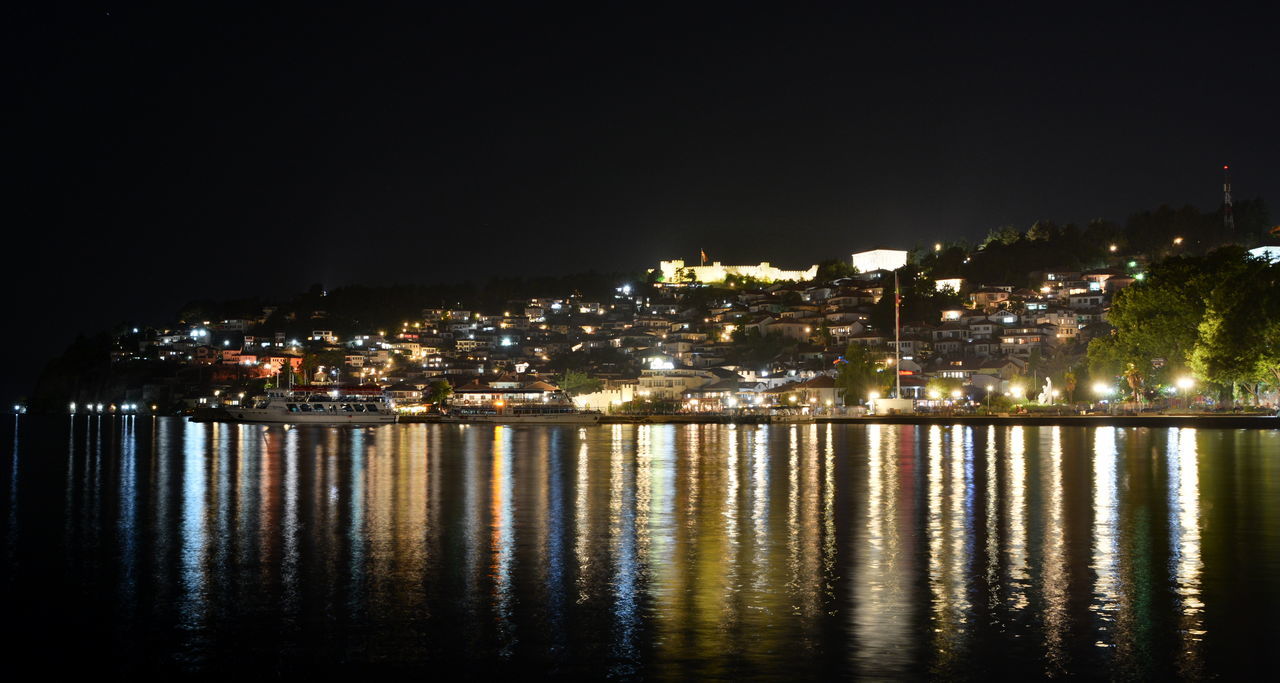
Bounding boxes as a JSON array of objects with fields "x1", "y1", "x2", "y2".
[{"x1": 7, "y1": 2, "x2": 1279, "y2": 400}]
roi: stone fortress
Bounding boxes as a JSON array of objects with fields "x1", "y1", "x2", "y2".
[
  {"x1": 652, "y1": 248, "x2": 910, "y2": 284},
  {"x1": 653, "y1": 259, "x2": 819, "y2": 284}
]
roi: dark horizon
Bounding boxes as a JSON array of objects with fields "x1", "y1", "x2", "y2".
[{"x1": 8, "y1": 2, "x2": 1279, "y2": 400}]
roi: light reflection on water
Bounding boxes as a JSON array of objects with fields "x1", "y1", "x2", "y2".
[{"x1": 1, "y1": 417, "x2": 1279, "y2": 678}]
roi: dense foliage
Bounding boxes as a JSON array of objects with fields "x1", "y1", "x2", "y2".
[{"x1": 1088, "y1": 247, "x2": 1279, "y2": 402}]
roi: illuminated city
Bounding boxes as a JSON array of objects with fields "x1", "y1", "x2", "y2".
[{"x1": 5, "y1": 3, "x2": 1278, "y2": 679}]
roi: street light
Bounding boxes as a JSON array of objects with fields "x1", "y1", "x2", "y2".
[
  {"x1": 1092, "y1": 382, "x2": 1112, "y2": 397},
  {"x1": 1176, "y1": 376, "x2": 1195, "y2": 410}
]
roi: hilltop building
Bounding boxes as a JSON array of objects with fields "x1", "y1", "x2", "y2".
[
  {"x1": 653, "y1": 259, "x2": 818, "y2": 284},
  {"x1": 851, "y1": 248, "x2": 908, "y2": 273}
]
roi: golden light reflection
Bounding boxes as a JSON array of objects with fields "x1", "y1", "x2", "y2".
[
  {"x1": 1042, "y1": 426, "x2": 1069, "y2": 672},
  {"x1": 1006, "y1": 425, "x2": 1028, "y2": 611},
  {"x1": 33, "y1": 419, "x2": 1266, "y2": 676},
  {"x1": 852, "y1": 423, "x2": 913, "y2": 676},
  {"x1": 1091, "y1": 427, "x2": 1121, "y2": 649},
  {"x1": 1169, "y1": 428, "x2": 1204, "y2": 677}
]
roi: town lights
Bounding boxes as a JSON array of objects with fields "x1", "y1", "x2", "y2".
[
  {"x1": 1093, "y1": 383, "x2": 1113, "y2": 397},
  {"x1": 1173, "y1": 236, "x2": 1184, "y2": 246},
  {"x1": 928, "y1": 390, "x2": 941, "y2": 400},
  {"x1": 70, "y1": 402, "x2": 77, "y2": 413},
  {"x1": 1010, "y1": 385, "x2": 1025, "y2": 399},
  {"x1": 1175, "y1": 377, "x2": 1195, "y2": 390},
  {"x1": 1109, "y1": 244, "x2": 1118, "y2": 253},
  {"x1": 950, "y1": 389, "x2": 962, "y2": 399}
]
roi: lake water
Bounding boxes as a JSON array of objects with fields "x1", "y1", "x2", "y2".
[{"x1": 2, "y1": 417, "x2": 1278, "y2": 679}]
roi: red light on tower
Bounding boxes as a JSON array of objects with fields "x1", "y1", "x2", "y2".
[{"x1": 1223, "y1": 165, "x2": 1229, "y2": 170}]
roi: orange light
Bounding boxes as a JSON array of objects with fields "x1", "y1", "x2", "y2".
[{"x1": 493, "y1": 400, "x2": 505, "y2": 408}]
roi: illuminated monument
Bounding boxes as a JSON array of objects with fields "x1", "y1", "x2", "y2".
[{"x1": 653, "y1": 259, "x2": 818, "y2": 284}]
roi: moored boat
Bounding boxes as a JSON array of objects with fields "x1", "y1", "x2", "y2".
[{"x1": 227, "y1": 385, "x2": 397, "y2": 424}]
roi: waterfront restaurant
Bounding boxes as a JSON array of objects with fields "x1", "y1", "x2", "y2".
[{"x1": 450, "y1": 378, "x2": 563, "y2": 405}]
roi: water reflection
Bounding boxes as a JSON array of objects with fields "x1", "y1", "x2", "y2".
[{"x1": 3, "y1": 418, "x2": 1279, "y2": 678}]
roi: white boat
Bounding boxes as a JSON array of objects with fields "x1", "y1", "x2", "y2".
[
  {"x1": 440, "y1": 405, "x2": 601, "y2": 425},
  {"x1": 228, "y1": 385, "x2": 397, "y2": 425}
]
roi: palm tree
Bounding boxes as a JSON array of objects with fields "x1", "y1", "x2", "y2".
[{"x1": 1064, "y1": 371, "x2": 1077, "y2": 405}]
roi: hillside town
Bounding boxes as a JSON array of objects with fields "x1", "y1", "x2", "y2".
[{"x1": 61, "y1": 239, "x2": 1279, "y2": 418}]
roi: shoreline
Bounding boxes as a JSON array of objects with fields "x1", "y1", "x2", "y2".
[
  {"x1": 813, "y1": 414, "x2": 1279, "y2": 429},
  {"x1": 402, "y1": 414, "x2": 1280, "y2": 428}
]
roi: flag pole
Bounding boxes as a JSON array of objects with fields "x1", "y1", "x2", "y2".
[{"x1": 894, "y1": 270, "x2": 901, "y2": 399}]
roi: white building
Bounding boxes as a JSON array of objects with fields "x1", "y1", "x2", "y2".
[
  {"x1": 652, "y1": 259, "x2": 818, "y2": 284},
  {"x1": 1249, "y1": 245, "x2": 1280, "y2": 263},
  {"x1": 851, "y1": 248, "x2": 908, "y2": 273}
]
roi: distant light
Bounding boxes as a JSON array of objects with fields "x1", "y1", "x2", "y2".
[
  {"x1": 934, "y1": 243, "x2": 942, "y2": 252},
  {"x1": 1109, "y1": 244, "x2": 1118, "y2": 252},
  {"x1": 1176, "y1": 376, "x2": 1195, "y2": 390},
  {"x1": 950, "y1": 389, "x2": 962, "y2": 399},
  {"x1": 1173, "y1": 237, "x2": 1183, "y2": 245},
  {"x1": 1093, "y1": 383, "x2": 1112, "y2": 396},
  {"x1": 868, "y1": 391, "x2": 879, "y2": 400}
]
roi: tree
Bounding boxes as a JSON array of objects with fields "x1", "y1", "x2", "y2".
[
  {"x1": 981, "y1": 226, "x2": 1021, "y2": 249},
  {"x1": 834, "y1": 344, "x2": 888, "y2": 405},
  {"x1": 815, "y1": 259, "x2": 857, "y2": 282},
  {"x1": 303, "y1": 348, "x2": 349, "y2": 381},
  {"x1": 925, "y1": 376, "x2": 963, "y2": 397},
  {"x1": 1097, "y1": 247, "x2": 1250, "y2": 387},
  {"x1": 1063, "y1": 370, "x2": 1078, "y2": 405},
  {"x1": 1026, "y1": 220, "x2": 1061, "y2": 242},
  {"x1": 559, "y1": 369, "x2": 602, "y2": 396},
  {"x1": 425, "y1": 380, "x2": 453, "y2": 406},
  {"x1": 1190, "y1": 258, "x2": 1280, "y2": 400}
]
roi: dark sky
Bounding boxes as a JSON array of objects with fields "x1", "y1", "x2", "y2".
[{"x1": 7, "y1": 2, "x2": 1279, "y2": 400}]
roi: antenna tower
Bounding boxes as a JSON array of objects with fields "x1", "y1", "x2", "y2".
[{"x1": 1223, "y1": 165, "x2": 1235, "y2": 237}]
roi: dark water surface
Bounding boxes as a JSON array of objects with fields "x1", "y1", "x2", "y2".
[{"x1": 2, "y1": 416, "x2": 1278, "y2": 679}]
